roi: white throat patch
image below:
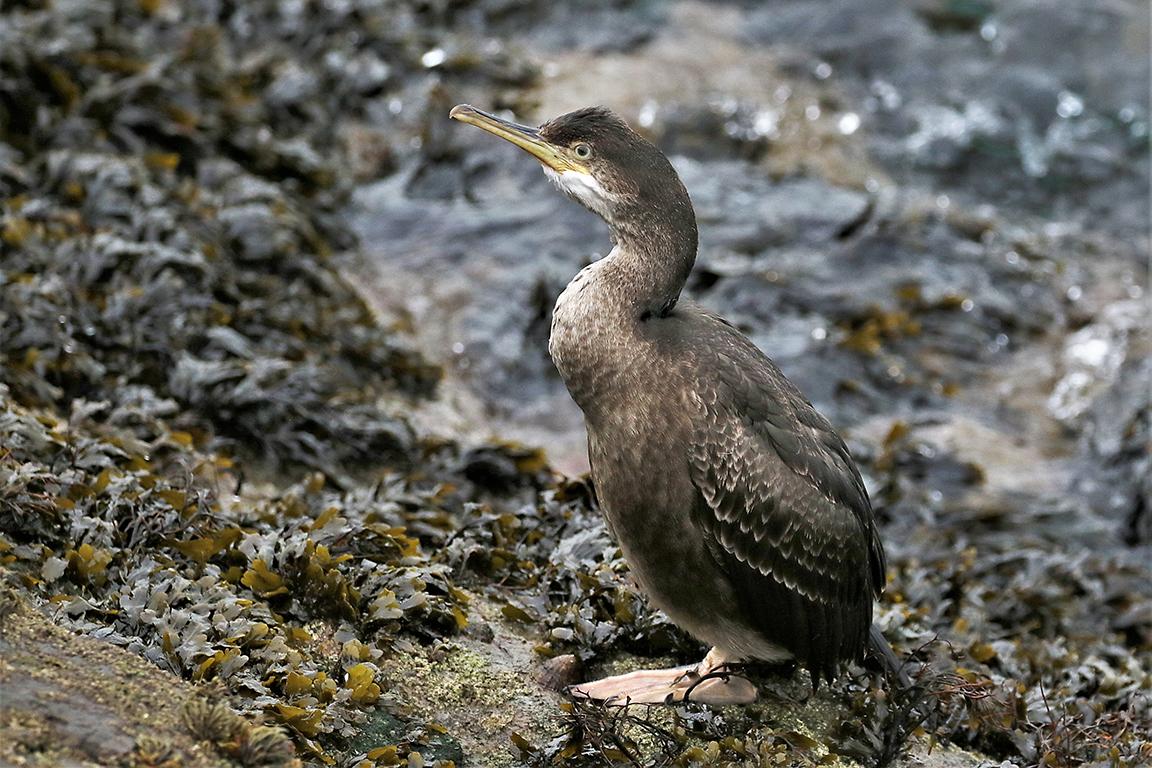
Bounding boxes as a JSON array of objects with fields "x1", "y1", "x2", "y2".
[{"x1": 543, "y1": 166, "x2": 613, "y2": 218}]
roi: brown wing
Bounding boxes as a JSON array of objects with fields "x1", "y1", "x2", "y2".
[{"x1": 686, "y1": 316, "x2": 885, "y2": 682}]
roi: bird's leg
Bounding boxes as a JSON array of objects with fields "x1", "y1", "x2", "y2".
[
  {"x1": 676, "y1": 646, "x2": 759, "y2": 705},
  {"x1": 568, "y1": 647, "x2": 758, "y2": 706}
]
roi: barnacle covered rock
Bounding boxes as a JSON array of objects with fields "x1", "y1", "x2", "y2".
[
  {"x1": 0, "y1": 596, "x2": 258, "y2": 767},
  {"x1": 183, "y1": 698, "x2": 245, "y2": 745},
  {"x1": 229, "y1": 725, "x2": 301, "y2": 768},
  {"x1": 131, "y1": 734, "x2": 179, "y2": 768}
]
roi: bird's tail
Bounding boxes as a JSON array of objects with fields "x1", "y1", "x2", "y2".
[{"x1": 866, "y1": 623, "x2": 912, "y2": 689}]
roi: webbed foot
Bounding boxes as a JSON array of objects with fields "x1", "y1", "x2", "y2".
[{"x1": 568, "y1": 647, "x2": 758, "y2": 705}]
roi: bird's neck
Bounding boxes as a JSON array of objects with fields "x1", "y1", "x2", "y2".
[
  {"x1": 549, "y1": 204, "x2": 697, "y2": 416},
  {"x1": 606, "y1": 202, "x2": 698, "y2": 318}
]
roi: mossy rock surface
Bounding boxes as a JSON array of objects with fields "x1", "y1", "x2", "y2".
[{"x1": 0, "y1": 594, "x2": 277, "y2": 768}]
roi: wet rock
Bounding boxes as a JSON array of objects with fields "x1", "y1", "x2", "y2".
[
  {"x1": 914, "y1": 0, "x2": 996, "y2": 32},
  {"x1": 680, "y1": 160, "x2": 872, "y2": 248},
  {"x1": 740, "y1": 0, "x2": 1150, "y2": 236},
  {"x1": 480, "y1": 0, "x2": 668, "y2": 53},
  {"x1": 1072, "y1": 325, "x2": 1152, "y2": 542},
  {"x1": 1048, "y1": 299, "x2": 1148, "y2": 426},
  {"x1": 0, "y1": 597, "x2": 274, "y2": 768},
  {"x1": 535, "y1": 653, "x2": 581, "y2": 691}
]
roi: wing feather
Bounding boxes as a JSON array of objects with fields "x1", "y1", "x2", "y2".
[{"x1": 686, "y1": 318, "x2": 885, "y2": 681}]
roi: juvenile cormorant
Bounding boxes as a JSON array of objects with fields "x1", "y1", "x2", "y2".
[{"x1": 450, "y1": 104, "x2": 893, "y2": 704}]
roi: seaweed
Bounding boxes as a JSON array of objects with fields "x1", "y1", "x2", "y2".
[{"x1": 1, "y1": 1, "x2": 1148, "y2": 767}]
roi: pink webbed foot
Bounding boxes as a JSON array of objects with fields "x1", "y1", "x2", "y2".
[{"x1": 568, "y1": 647, "x2": 758, "y2": 706}]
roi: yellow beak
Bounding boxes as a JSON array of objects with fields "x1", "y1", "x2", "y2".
[{"x1": 449, "y1": 104, "x2": 588, "y2": 174}]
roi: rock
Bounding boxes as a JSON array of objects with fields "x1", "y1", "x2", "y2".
[{"x1": 0, "y1": 595, "x2": 274, "y2": 768}]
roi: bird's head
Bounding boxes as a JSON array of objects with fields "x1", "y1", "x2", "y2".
[{"x1": 450, "y1": 104, "x2": 692, "y2": 235}]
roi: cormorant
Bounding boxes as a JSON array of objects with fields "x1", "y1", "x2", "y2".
[{"x1": 450, "y1": 104, "x2": 894, "y2": 705}]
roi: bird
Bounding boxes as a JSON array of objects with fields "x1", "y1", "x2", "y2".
[{"x1": 450, "y1": 103, "x2": 896, "y2": 705}]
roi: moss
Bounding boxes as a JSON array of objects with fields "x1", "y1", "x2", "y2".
[{"x1": 379, "y1": 632, "x2": 563, "y2": 768}]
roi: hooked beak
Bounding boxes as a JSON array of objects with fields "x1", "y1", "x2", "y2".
[{"x1": 450, "y1": 104, "x2": 588, "y2": 174}]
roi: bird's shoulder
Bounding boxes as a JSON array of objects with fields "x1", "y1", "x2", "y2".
[{"x1": 670, "y1": 303, "x2": 867, "y2": 509}]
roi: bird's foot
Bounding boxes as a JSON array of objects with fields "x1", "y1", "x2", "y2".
[{"x1": 568, "y1": 647, "x2": 758, "y2": 706}]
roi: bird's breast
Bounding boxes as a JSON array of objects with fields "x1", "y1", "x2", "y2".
[{"x1": 548, "y1": 259, "x2": 641, "y2": 414}]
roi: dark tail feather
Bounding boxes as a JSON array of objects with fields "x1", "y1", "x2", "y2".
[{"x1": 866, "y1": 624, "x2": 912, "y2": 689}]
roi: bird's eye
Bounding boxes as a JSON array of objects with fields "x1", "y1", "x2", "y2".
[{"x1": 573, "y1": 143, "x2": 592, "y2": 159}]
